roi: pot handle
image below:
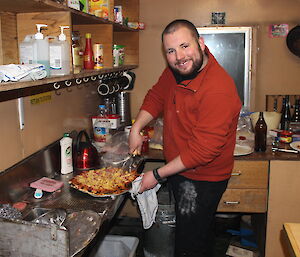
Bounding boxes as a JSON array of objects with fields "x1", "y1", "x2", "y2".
[{"x1": 76, "y1": 130, "x2": 91, "y2": 152}]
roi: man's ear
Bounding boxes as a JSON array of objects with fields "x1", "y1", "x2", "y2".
[{"x1": 198, "y1": 37, "x2": 205, "y2": 51}]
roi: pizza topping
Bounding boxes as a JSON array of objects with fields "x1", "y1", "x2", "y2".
[{"x1": 69, "y1": 167, "x2": 138, "y2": 196}]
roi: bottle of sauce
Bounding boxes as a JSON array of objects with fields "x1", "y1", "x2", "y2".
[
  {"x1": 83, "y1": 33, "x2": 94, "y2": 70},
  {"x1": 292, "y1": 98, "x2": 300, "y2": 122},
  {"x1": 255, "y1": 112, "x2": 267, "y2": 152},
  {"x1": 71, "y1": 31, "x2": 84, "y2": 74},
  {"x1": 280, "y1": 95, "x2": 291, "y2": 130}
]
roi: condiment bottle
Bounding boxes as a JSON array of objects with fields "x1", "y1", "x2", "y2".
[
  {"x1": 83, "y1": 33, "x2": 94, "y2": 69},
  {"x1": 71, "y1": 31, "x2": 84, "y2": 74},
  {"x1": 280, "y1": 95, "x2": 291, "y2": 130},
  {"x1": 254, "y1": 112, "x2": 267, "y2": 152},
  {"x1": 292, "y1": 98, "x2": 300, "y2": 122}
]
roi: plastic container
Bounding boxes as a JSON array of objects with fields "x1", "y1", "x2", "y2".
[
  {"x1": 93, "y1": 105, "x2": 109, "y2": 146},
  {"x1": 94, "y1": 235, "x2": 139, "y2": 257},
  {"x1": 19, "y1": 24, "x2": 50, "y2": 76},
  {"x1": 49, "y1": 26, "x2": 71, "y2": 76},
  {"x1": 60, "y1": 133, "x2": 73, "y2": 174}
]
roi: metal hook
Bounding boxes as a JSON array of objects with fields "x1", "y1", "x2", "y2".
[
  {"x1": 53, "y1": 82, "x2": 61, "y2": 90},
  {"x1": 83, "y1": 77, "x2": 89, "y2": 83},
  {"x1": 65, "y1": 80, "x2": 72, "y2": 87}
]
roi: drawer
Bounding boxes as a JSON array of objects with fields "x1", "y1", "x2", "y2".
[
  {"x1": 217, "y1": 189, "x2": 268, "y2": 213},
  {"x1": 228, "y1": 161, "x2": 269, "y2": 189}
]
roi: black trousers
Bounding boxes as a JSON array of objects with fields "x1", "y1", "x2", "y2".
[{"x1": 168, "y1": 175, "x2": 228, "y2": 257}]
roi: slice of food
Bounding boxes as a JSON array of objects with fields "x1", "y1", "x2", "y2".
[{"x1": 69, "y1": 167, "x2": 138, "y2": 196}]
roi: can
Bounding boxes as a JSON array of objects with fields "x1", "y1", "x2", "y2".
[{"x1": 93, "y1": 43, "x2": 104, "y2": 69}]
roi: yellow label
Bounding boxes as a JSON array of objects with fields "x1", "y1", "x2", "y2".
[{"x1": 30, "y1": 92, "x2": 52, "y2": 105}]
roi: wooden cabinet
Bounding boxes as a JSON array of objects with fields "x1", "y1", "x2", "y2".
[
  {"x1": 265, "y1": 161, "x2": 300, "y2": 257},
  {"x1": 217, "y1": 160, "x2": 268, "y2": 212},
  {"x1": 0, "y1": 0, "x2": 139, "y2": 100}
]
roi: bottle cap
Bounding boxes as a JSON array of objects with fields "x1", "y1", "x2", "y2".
[
  {"x1": 63, "y1": 133, "x2": 70, "y2": 137},
  {"x1": 99, "y1": 104, "x2": 105, "y2": 108},
  {"x1": 35, "y1": 24, "x2": 47, "y2": 39},
  {"x1": 59, "y1": 26, "x2": 69, "y2": 41},
  {"x1": 86, "y1": 33, "x2": 92, "y2": 39}
]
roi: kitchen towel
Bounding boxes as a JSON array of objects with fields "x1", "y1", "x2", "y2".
[
  {"x1": 0, "y1": 64, "x2": 47, "y2": 83},
  {"x1": 129, "y1": 174, "x2": 161, "y2": 229}
]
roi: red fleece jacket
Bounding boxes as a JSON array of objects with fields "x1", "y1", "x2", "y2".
[{"x1": 141, "y1": 48, "x2": 242, "y2": 181}]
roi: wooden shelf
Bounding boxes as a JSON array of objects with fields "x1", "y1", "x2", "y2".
[
  {"x1": 0, "y1": 65, "x2": 137, "y2": 102},
  {"x1": 0, "y1": 0, "x2": 139, "y2": 32}
]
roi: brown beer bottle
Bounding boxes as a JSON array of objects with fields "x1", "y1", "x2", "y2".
[{"x1": 254, "y1": 112, "x2": 267, "y2": 152}]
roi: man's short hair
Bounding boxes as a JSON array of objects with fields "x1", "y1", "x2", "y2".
[{"x1": 162, "y1": 19, "x2": 200, "y2": 43}]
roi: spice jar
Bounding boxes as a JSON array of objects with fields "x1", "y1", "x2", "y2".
[{"x1": 279, "y1": 130, "x2": 293, "y2": 143}]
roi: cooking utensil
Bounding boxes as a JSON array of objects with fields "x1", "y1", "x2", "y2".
[
  {"x1": 271, "y1": 147, "x2": 299, "y2": 154},
  {"x1": 74, "y1": 130, "x2": 100, "y2": 170}
]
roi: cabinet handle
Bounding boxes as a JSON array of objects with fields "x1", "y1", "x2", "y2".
[
  {"x1": 231, "y1": 171, "x2": 242, "y2": 176},
  {"x1": 223, "y1": 201, "x2": 240, "y2": 205}
]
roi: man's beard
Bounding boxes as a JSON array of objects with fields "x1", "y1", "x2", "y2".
[{"x1": 170, "y1": 44, "x2": 204, "y2": 82}]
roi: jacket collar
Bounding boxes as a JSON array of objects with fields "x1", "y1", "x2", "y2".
[{"x1": 175, "y1": 46, "x2": 216, "y2": 92}]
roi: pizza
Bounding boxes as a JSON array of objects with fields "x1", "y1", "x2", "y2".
[{"x1": 69, "y1": 167, "x2": 139, "y2": 196}]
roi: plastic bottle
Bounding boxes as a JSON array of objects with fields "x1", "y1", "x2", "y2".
[
  {"x1": 60, "y1": 133, "x2": 73, "y2": 174},
  {"x1": 83, "y1": 33, "x2": 94, "y2": 69},
  {"x1": 19, "y1": 34, "x2": 35, "y2": 65},
  {"x1": 34, "y1": 24, "x2": 50, "y2": 76},
  {"x1": 19, "y1": 24, "x2": 50, "y2": 77},
  {"x1": 71, "y1": 31, "x2": 84, "y2": 74},
  {"x1": 49, "y1": 26, "x2": 71, "y2": 76},
  {"x1": 280, "y1": 95, "x2": 291, "y2": 131},
  {"x1": 93, "y1": 105, "x2": 110, "y2": 146},
  {"x1": 254, "y1": 112, "x2": 267, "y2": 152}
]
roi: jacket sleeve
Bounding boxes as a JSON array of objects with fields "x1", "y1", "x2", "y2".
[{"x1": 140, "y1": 68, "x2": 172, "y2": 118}]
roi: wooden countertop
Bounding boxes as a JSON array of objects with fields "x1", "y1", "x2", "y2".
[
  {"x1": 283, "y1": 223, "x2": 300, "y2": 257},
  {"x1": 145, "y1": 145, "x2": 300, "y2": 162}
]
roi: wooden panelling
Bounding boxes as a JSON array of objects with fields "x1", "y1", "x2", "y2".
[
  {"x1": 73, "y1": 24, "x2": 113, "y2": 68},
  {"x1": 0, "y1": 13, "x2": 18, "y2": 64},
  {"x1": 114, "y1": 0, "x2": 139, "y2": 21},
  {"x1": 265, "y1": 161, "x2": 300, "y2": 257},
  {"x1": 114, "y1": 31, "x2": 139, "y2": 65}
]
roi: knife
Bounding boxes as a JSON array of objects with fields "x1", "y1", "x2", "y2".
[{"x1": 272, "y1": 147, "x2": 299, "y2": 153}]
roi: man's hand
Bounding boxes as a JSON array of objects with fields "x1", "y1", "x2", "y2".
[
  {"x1": 128, "y1": 128, "x2": 143, "y2": 155},
  {"x1": 139, "y1": 170, "x2": 158, "y2": 193}
]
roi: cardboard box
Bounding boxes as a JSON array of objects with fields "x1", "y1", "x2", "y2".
[
  {"x1": 79, "y1": 0, "x2": 89, "y2": 13},
  {"x1": 89, "y1": 0, "x2": 110, "y2": 19}
]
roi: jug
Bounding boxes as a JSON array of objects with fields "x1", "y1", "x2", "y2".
[{"x1": 74, "y1": 130, "x2": 99, "y2": 170}]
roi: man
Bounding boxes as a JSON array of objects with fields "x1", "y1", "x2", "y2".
[{"x1": 129, "y1": 19, "x2": 242, "y2": 257}]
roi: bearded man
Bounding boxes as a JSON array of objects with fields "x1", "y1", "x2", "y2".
[{"x1": 129, "y1": 19, "x2": 242, "y2": 257}]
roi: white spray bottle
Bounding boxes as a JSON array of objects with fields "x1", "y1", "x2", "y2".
[
  {"x1": 60, "y1": 133, "x2": 73, "y2": 174},
  {"x1": 34, "y1": 24, "x2": 50, "y2": 76},
  {"x1": 49, "y1": 26, "x2": 71, "y2": 76}
]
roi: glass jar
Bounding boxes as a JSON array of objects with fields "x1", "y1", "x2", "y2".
[{"x1": 279, "y1": 130, "x2": 293, "y2": 143}]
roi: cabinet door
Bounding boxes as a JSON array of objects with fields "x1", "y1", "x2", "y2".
[
  {"x1": 265, "y1": 161, "x2": 300, "y2": 257},
  {"x1": 228, "y1": 160, "x2": 269, "y2": 189}
]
